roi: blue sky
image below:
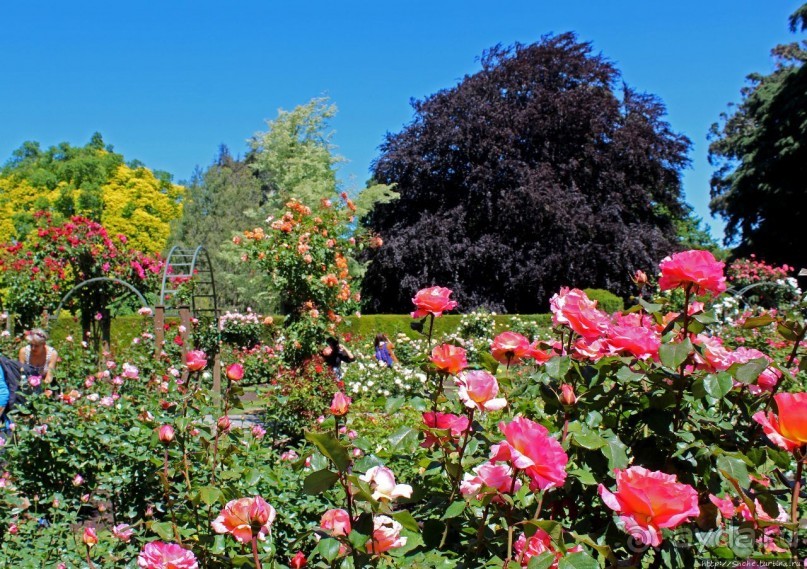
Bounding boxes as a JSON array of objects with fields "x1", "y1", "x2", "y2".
[{"x1": 1, "y1": 1, "x2": 803, "y2": 240}]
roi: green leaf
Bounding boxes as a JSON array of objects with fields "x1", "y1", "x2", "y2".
[
  {"x1": 570, "y1": 429, "x2": 606, "y2": 450},
  {"x1": 528, "y1": 552, "x2": 557, "y2": 569},
  {"x1": 303, "y1": 468, "x2": 339, "y2": 495},
  {"x1": 151, "y1": 521, "x2": 175, "y2": 541},
  {"x1": 392, "y1": 510, "x2": 420, "y2": 533},
  {"x1": 384, "y1": 396, "x2": 405, "y2": 413},
  {"x1": 388, "y1": 426, "x2": 419, "y2": 453},
  {"x1": 742, "y1": 315, "x2": 775, "y2": 329},
  {"x1": 601, "y1": 434, "x2": 629, "y2": 470},
  {"x1": 659, "y1": 338, "x2": 693, "y2": 370},
  {"x1": 704, "y1": 373, "x2": 734, "y2": 399},
  {"x1": 317, "y1": 537, "x2": 341, "y2": 563},
  {"x1": 730, "y1": 358, "x2": 769, "y2": 385},
  {"x1": 525, "y1": 520, "x2": 562, "y2": 542},
  {"x1": 442, "y1": 501, "x2": 466, "y2": 519},
  {"x1": 305, "y1": 431, "x2": 351, "y2": 472},
  {"x1": 558, "y1": 552, "x2": 599, "y2": 569},
  {"x1": 716, "y1": 455, "x2": 750, "y2": 488},
  {"x1": 778, "y1": 324, "x2": 799, "y2": 341},
  {"x1": 546, "y1": 356, "x2": 571, "y2": 380},
  {"x1": 479, "y1": 352, "x2": 500, "y2": 374},
  {"x1": 198, "y1": 485, "x2": 223, "y2": 506},
  {"x1": 639, "y1": 298, "x2": 663, "y2": 313},
  {"x1": 569, "y1": 467, "x2": 597, "y2": 486}
]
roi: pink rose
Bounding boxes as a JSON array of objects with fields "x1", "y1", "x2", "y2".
[
  {"x1": 456, "y1": 370, "x2": 507, "y2": 412},
  {"x1": 430, "y1": 344, "x2": 468, "y2": 375},
  {"x1": 366, "y1": 515, "x2": 407, "y2": 554},
  {"x1": 514, "y1": 527, "x2": 582, "y2": 568},
  {"x1": 330, "y1": 392, "x2": 351, "y2": 416},
  {"x1": 607, "y1": 324, "x2": 660, "y2": 360},
  {"x1": 460, "y1": 462, "x2": 521, "y2": 501},
  {"x1": 658, "y1": 249, "x2": 726, "y2": 296},
  {"x1": 185, "y1": 350, "x2": 207, "y2": 372},
  {"x1": 320, "y1": 508, "x2": 352, "y2": 537},
  {"x1": 211, "y1": 496, "x2": 276, "y2": 543},
  {"x1": 421, "y1": 412, "x2": 470, "y2": 448},
  {"x1": 491, "y1": 417, "x2": 568, "y2": 491},
  {"x1": 753, "y1": 392, "x2": 807, "y2": 452},
  {"x1": 598, "y1": 466, "x2": 699, "y2": 547},
  {"x1": 550, "y1": 288, "x2": 610, "y2": 339},
  {"x1": 490, "y1": 331, "x2": 532, "y2": 365},
  {"x1": 410, "y1": 286, "x2": 458, "y2": 318},
  {"x1": 137, "y1": 541, "x2": 199, "y2": 569},
  {"x1": 359, "y1": 466, "x2": 412, "y2": 502},
  {"x1": 225, "y1": 363, "x2": 244, "y2": 382}
]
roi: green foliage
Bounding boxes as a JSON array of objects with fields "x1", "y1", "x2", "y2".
[{"x1": 709, "y1": 4, "x2": 807, "y2": 268}]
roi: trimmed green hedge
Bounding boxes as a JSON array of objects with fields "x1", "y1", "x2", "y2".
[{"x1": 45, "y1": 313, "x2": 553, "y2": 349}]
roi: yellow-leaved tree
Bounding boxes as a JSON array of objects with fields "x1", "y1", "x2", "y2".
[{"x1": 0, "y1": 134, "x2": 184, "y2": 255}]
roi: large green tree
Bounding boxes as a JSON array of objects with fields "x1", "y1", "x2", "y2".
[
  {"x1": 709, "y1": 5, "x2": 807, "y2": 268},
  {"x1": 362, "y1": 34, "x2": 692, "y2": 313},
  {"x1": 171, "y1": 98, "x2": 395, "y2": 312}
]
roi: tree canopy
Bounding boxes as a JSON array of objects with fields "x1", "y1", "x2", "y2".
[
  {"x1": 708, "y1": 4, "x2": 807, "y2": 269},
  {"x1": 362, "y1": 34, "x2": 692, "y2": 313},
  {"x1": 0, "y1": 134, "x2": 184, "y2": 255}
]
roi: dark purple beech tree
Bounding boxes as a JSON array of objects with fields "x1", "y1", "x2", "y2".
[{"x1": 361, "y1": 34, "x2": 692, "y2": 314}]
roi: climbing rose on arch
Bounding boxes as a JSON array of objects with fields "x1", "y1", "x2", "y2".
[{"x1": 658, "y1": 249, "x2": 726, "y2": 296}]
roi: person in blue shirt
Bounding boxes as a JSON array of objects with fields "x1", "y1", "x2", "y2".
[{"x1": 373, "y1": 334, "x2": 398, "y2": 368}]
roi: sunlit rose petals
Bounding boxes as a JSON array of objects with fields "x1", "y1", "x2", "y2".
[
  {"x1": 421, "y1": 412, "x2": 470, "y2": 448},
  {"x1": 460, "y1": 462, "x2": 521, "y2": 501},
  {"x1": 211, "y1": 496, "x2": 276, "y2": 543},
  {"x1": 598, "y1": 466, "x2": 699, "y2": 547},
  {"x1": 410, "y1": 286, "x2": 458, "y2": 318},
  {"x1": 606, "y1": 324, "x2": 660, "y2": 360},
  {"x1": 456, "y1": 370, "x2": 507, "y2": 412},
  {"x1": 550, "y1": 288, "x2": 610, "y2": 339},
  {"x1": 366, "y1": 515, "x2": 407, "y2": 554},
  {"x1": 359, "y1": 466, "x2": 412, "y2": 502},
  {"x1": 491, "y1": 331, "x2": 532, "y2": 364},
  {"x1": 491, "y1": 417, "x2": 568, "y2": 491},
  {"x1": 658, "y1": 249, "x2": 726, "y2": 296},
  {"x1": 430, "y1": 344, "x2": 468, "y2": 375},
  {"x1": 185, "y1": 350, "x2": 207, "y2": 372},
  {"x1": 137, "y1": 541, "x2": 198, "y2": 569}
]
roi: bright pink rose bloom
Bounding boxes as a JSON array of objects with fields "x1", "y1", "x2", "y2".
[
  {"x1": 753, "y1": 392, "x2": 807, "y2": 452},
  {"x1": 491, "y1": 331, "x2": 532, "y2": 364},
  {"x1": 460, "y1": 462, "x2": 521, "y2": 501},
  {"x1": 211, "y1": 496, "x2": 276, "y2": 543},
  {"x1": 607, "y1": 324, "x2": 660, "y2": 360},
  {"x1": 550, "y1": 288, "x2": 610, "y2": 339},
  {"x1": 529, "y1": 341, "x2": 554, "y2": 364},
  {"x1": 225, "y1": 363, "x2": 244, "y2": 382},
  {"x1": 320, "y1": 508, "x2": 352, "y2": 536},
  {"x1": 430, "y1": 344, "x2": 468, "y2": 375},
  {"x1": 421, "y1": 412, "x2": 470, "y2": 448},
  {"x1": 598, "y1": 466, "x2": 700, "y2": 547},
  {"x1": 217, "y1": 416, "x2": 231, "y2": 431},
  {"x1": 330, "y1": 392, "x2": 351, "y2": 416},
  {"x1": 366, "y1": 515, "x2": 407, "y2": 554},
  {"x1": 137, "y1": 541, "x2": 199, "y2": 569},
  {"x1": 456, "y1": 370, "x2": 507, "y2": 412},
  {"x1": 185, "y1": 350, "x2": 207, "y2": 372},
  {"x1": 658, "y1": 249, "x2": 726, "y2": 296},
  {"x1": 490, "y1": 417, "x2": 568, "y2": 491},
  {"x1": 410, "y1": 286, "x2": 458, "y2": 318},
  {"x1": 83, "y1": 527, "x2": 98, "y2": 547},
  {"x1": 359, "y1": 466, "x2": 412, "y2": 502},
  {"x1": 514, "y1": 528, "x2": 582, "y2": 568}
]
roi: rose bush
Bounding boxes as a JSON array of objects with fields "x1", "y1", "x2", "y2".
[{"x1": 0, "y1": 248, "x2": 805, "y2": 567}]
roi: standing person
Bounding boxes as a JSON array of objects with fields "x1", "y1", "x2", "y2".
[
  {"x1": 321, "y1": 336, "x2": 355, "y2": 380},
  {"x1": 373, "y1": 334, "x2": 398, "y2": 368},
  {"x1": 18, "y1": 328, "x2": 58, "y2": 386}
]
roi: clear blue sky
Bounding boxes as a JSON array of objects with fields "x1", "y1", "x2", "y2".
[{"x1": 1, "y1": 1, "x2": 803, "y2": 240}]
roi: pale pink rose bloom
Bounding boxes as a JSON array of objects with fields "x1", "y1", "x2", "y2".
[
  {"x1": 410, "y1": 286, "x2": 458, "y2": 318},
  {"x1": 113, "y1": 523, "x2": 134, "y2": 542},
  {"x1": 359, "y1": 466, "x2": 412, "y2": 502},
  {"x1": 320, "y1": 508, "x2": 352, "y2": 536},
  {"x1": 211, "y1": 496, "x2": 276, "y2": 543},
  {"x1": 137, "y1": 541, "x2": 198, "y2": 569},
  {"x1": 366, "y1": 515, "x2": 407, "y2": 554},
  {"x1": 456, "y1": 370, "x2": 507, "y2": 412},
  {"x1": 460, "y1": 462, "x2": 521, "y2": 501}
]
